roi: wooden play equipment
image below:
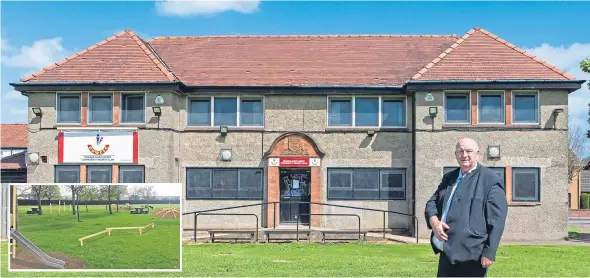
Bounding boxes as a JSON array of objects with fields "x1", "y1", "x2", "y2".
[
  {"x1": 78, "y1": 222, "x2": 155, "y2": 246},
  {"x1": 155, "y1": 207, "x2": 180, "y2": 219}
]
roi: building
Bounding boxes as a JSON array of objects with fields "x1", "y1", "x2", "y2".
[
  {"x1": 10, "y1": 27, "x2": 585, "y2": 241},
  {"x1": 568, "y1": 159, "x2": 590, "y2": 209},
  {"x1": 1, "y1": 124, "x2": 28, "y2": 183}
]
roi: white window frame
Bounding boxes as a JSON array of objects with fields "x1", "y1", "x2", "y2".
[
  {"x1": 56, "y1": 92, "x2": 82, "y2": 125},
  {"x1": 379, "y1": 169, "x2": 406, "y2": 194},
  {"x1": 443, "y1": 90, "x2": 472, "y2": 124},
  {"x1": 477, "y1": 90, "x2": 505, "y2": 124},
  {"x1": 119, "y1": 92, "x2": 147, "y2": 125},
  {"x1": 186, "y1": 96, "x2": 265, "y2": 127},
  {"x1": 88, "y1": 92, "x2": 114, "y2": 125},
  {"x1": 326, "y1": 95, "x2": 408, "y2": 128},
  {"x1": 512, "y1": 90, "x2": 540, "y2": 125}
]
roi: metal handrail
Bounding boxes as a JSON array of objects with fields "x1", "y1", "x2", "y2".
[
  {"x1": 296, "y1": 213, "x2": 361, "y2": 241},
  {"x1": 184, "y1": 201, "x2": 419, "y2": 243},
  {"x1": 194, "y1": 213, "x2": 258, "y2": 242}
]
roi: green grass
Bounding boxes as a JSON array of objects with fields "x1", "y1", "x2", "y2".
[
  {"x1": 2, "y1": 243, "x2": 589, "y2": 276},
  {"x1": 11, "y1": 204, "x2": 180, "y2": 270}
]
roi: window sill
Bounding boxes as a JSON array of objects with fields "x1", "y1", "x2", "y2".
[
  {"x1": 325, "y1": 127, "x2": 410, "y2": 133},
  {"x1": 185, "y1": 127, "x2": 265, "y2": 131},
  {"x1": 508, "y1": 202, "x2": 541, "y2": 207},
  {"x1": 442, "y1": 124, "x2": 543, "y2": 129}
]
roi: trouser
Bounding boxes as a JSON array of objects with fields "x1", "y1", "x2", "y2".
[{"x1": 437, "y1": 251, "x2": 488, "y2": 277}]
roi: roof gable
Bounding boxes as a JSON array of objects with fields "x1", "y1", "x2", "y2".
[
  {"x1": 21, "y1": 30, "x2": 176, "y2": 83},
  {"x1": 412, "y1": 28, "x2": 574, "y2": 81},
  {"x1": 0, "y1": 152, "x2": 26, "y2": 170}
]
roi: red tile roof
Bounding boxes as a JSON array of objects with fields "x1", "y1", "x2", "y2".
[
  {"x1": 147, "y1": 35, "x2": 458, "y2": 86},
  {"x1": 0, "y1": 152, "x2": 26, "y2": 170},
  {"x1": 412, "y1": 28, "x2": 574, "y2": 81},
  {"x1": 1, "y1": 124, "x2": 28, "y2": 148},
  {"x1": 21, "y1": 30, "x2": 176, "y2": 83}
]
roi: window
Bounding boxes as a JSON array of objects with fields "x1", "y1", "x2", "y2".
[
  {"x1": 89, "y1": 94, "x2": 113, "y2": 123},
  {"x1": 512, "y1": 168, "x2": 540, "y2": 202},
  {"x1": 513, "y1": 91, "x2": 539, "y2": 124},
  {"x1": 57, "y1": 94, "x2": 81, "y2": 123},
  {"x1": 55, "y1": 165, "x2": 80, "y2": 183},
  {"x1": 478, "y1": 91, "x2": 505, "y2": 123},
  {"x1": 87, "y1": 165, "x2": 112, "y2": 183},
  {"x1": 119, "y1": 165, "x2": 145, "y2": 183},
  {"x1": 121, "y1": 93, "x2": 145, "y2": 123},
  {"x1": 328, "y1": 96, "x2": 406, "y2": 128},
  {"x1": 444, "y1": 92, "x2": 470, "y2": 123},
  {"x1": 327, "y1": 168, "x2": 405, "y2": 200},
  {"x1": 188, "y1": 97, "x2": 263, "y2": 127},
  {"x1": 186, "y1": 168, "x2": 263, "y2": 200}
]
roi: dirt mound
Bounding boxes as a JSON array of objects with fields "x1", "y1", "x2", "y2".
[
  {"x1": 153, "y1": 208, "x2": 180, "y2": 219},
  {"x1": 10, "y1": 246, "x2": 88, "y2": 269}
]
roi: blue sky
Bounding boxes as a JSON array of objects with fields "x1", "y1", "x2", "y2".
[{"x1": 1, "y1": 1, "x2": 589, "y2": 152}]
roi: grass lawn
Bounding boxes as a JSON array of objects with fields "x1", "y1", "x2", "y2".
[
  {"x1": 10, "y1": 204, "x2": 180, "y2": 270},
  {"x1": 2, "y1": 243, "x2": 589, "y2": 277}
]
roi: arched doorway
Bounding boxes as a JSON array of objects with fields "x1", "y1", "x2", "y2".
[{"x1": 264, "y1": 133, "x2": 324, "y2": 228}]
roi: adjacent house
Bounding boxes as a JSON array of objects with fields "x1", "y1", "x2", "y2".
[
  {"x1": 0, "y1": 124, "x2": 28, "y2": 183},
  {"x1": 10, "y1": 27, "x2": 585, "y2": 241}
]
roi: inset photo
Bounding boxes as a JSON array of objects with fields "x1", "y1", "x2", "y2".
[{"x1": 7, "y1": 183, "x2": 181, "y2": 271}]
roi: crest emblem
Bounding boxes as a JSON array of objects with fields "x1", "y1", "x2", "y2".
[{"x1": 87, "y1": 133, "x2": 110, "y2": 155}]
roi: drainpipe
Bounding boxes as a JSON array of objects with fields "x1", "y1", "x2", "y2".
[{"x1": 411, "y1": 93, "x2": 417, "y2": 239}]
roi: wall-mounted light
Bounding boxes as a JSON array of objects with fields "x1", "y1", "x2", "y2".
[
  {"x1": 488, "y1": 145, "x2": 501, "y2": 159},
  {"x1": 220, "y1": 126, "x2": 228, "y2": 137},
  {"x1": 553, "y1": 108, "x2": 564, "y2": 116},
  {"x1": 152, "y1": 107, "x2": 162, "y2": 117},
  {"x1": 32, "y1": 107, "x2": 42, "y2": 117},
  {"x1": 367, "y1": 130, "x2": 376, "y2": 137},
  {"x1": 429, "y1": 107, "x2": 438, "y2": 118},
  {"x1": 220, "y1": 149, "x2": 232, "y2": 161},
  {"x1": 155, "y1": 95, "x2": 165, "y2": 105},
  {"x1": 28, "y1": 152, "x2": 40, "y2": 164}
]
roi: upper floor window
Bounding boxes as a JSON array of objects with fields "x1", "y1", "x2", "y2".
[
  {"x1": 478, "y1": 91, "x2": 505, "y2": 124},
  {"x1": 188, "y1": 97, "x2": 263, "y2": 127},
  {"x1": 513, "y1": 91, "x2": 539, "y2": 124},
  {"x1": 57, "y1": 93, "x2": 81, "y2": 124},
  {"x1": 328, "y1": 96, "x2": 406, "y2": 128},
  {"x1": 121, "y1": 93, "x2": 145, "y2": 124},
  {"x1": 444, "y1": 92, "x2": 470, "y2": 123},
  {"x1": 89, "y1": 93, "x2": 113, "y2": 124}
]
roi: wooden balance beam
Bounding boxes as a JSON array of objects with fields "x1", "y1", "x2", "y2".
[{"x1": 79, "y1": 223, "x2": 155, "y2": 246}]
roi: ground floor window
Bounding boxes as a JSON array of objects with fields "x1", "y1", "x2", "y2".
[
  {"x1": 54, "y1": 165, "x2": 80, "y2": 183},
  {"x1": 512, "y1": 167, "x2": 540, "y2": 202},
  {"x1": 119, "y1": 165, "x2": 145, "y2": 183},
  {"x1": 87, "y1": 165, "x2": 112, "y2": 183},
  {"x1": 327, "y1": 168, "x2": 405, "y2": 200},
  {"x1": 186, "y1": 168, "x2": 263, "y2": 200}
]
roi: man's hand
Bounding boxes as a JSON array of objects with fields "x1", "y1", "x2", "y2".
[
  {"x1": 429, "y1": 216, "x2": 449, "y2": 241},
  {"x1": 481, "y1": 256, "x2": 494, "y2": 268}
]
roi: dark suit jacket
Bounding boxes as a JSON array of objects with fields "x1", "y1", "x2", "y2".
[{"x1": 425, "y1": 163, "x2": 508, "y2": 264}]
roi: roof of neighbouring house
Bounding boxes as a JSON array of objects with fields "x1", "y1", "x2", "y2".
[
  {"x1": 0, "y1": 152, "x2": 26, "y2": 170},
  {"x1": 0, "y1": 124, "x2": 28, "y2": 148},
  {"x1": 17, "y1": 27, "x2": 576, "y2": 86}
]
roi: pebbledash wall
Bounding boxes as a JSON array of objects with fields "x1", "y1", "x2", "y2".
[{"x1": 25, "y1": 88, "x2": 569, "y2": 241}]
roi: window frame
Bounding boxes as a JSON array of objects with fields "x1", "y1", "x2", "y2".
[
  {"x1": 327, "y1": 168, "x2": 406, "y2": 200},
  {"x1": 86, "y1": 165, "x2": 113, "y2": 183},
  {"x1": 185, "y1": 167, "x2": 264, "y2": 200},
  {"x1": 119, "y1": 92, "x2": 147, "y2": 125},
  {"x1": 118, "y1": 165, "x2": 145, "y2": 183},
  {"x1": 512, "y1": 90, "x2": 540, "y2": 125},
  {"x1": 56, "y1": 93, "x2": 82, "y2": 124},
  {"x1": 477, "y1": 90, "x2": 505, "y2": 124},
  {"x1": 88, "y1": 92, "x2": 114, "y2": 124},
  {"x1": 511, "y1": 167, "x2": 540, "y2": 202},
  {"x1": 443, "y1": 91, "x2": 472, "y2": 124},
  {"x1": 187, "y1": 96, "x2": 265, "y2": 128},
  {"x1": 326, "y1": 95, "x2": 407, "y2": 128},
  {"x1": 54, "y1": 165, "x2": 81, "y2": 183}
]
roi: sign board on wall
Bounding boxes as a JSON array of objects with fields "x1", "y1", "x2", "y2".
[
  {"x1": 58, "y1": 131, "x2": 138, "y2": 164},
  {"x1": 269, "y1": 157, "x2": 321, "y2": 167}
]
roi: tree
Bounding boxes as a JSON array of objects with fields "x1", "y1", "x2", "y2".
[
  {"x1": 30, "y1": 186, "x2": 48, "y2": 215},
  {"x1": 581, "y1": 58, "x2": 590, "y2": 73},
  {"x1": 99, "y1": 185, "x2": 115, "y2": 214},
  {"x1": 111, "y1": 185, "x2": 128, "y2": 212},
  {"x1": 69, "y1": 185, "x2": 76, "y2": 215},
  {"x1": 80, "y1": 186, "x2": 100, "y2": 212},
  {"x1": 139, "y1": 185, "x2": 156, "y2": 201},
  {"x1": 129, "y1": 187, "x2": 142, "y2": 200},
  {"x1": 42, "y1": 185, "x2": 61, "y2": 205},
  {"x1": 569, "y1": 124, "x2": 589, "y2": 183},
  {"x1": 70, "y1": 185, "x2": 86, "y2": 222}
]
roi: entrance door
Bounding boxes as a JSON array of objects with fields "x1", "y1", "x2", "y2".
[{"x1": 279, "y1": 168, "x2": 311, "y2": 224}]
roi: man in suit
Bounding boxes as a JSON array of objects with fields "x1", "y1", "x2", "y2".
[{"x1": 425, "y1": 137, "x2": 508, "y2": 277}]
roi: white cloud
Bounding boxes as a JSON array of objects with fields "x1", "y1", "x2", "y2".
[
  {"x1": 525, "y1": 43, "x2": 590, "y2": 157},
  {"x1": 4, "y1": 90, "x2": 25, "y2": 101},
  {"x1": 1, "y1": 39, "x2": 11, "y2": 52},
  {"x1": 155, "y1": 0, "x2": 261, "y2": 16},
  {"x1": 2, "y1": 37, "x2": 68, "y2": 69}
]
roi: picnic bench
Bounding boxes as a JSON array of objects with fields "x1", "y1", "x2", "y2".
[
  {"x1": 26, "y1": 207, "x2": 40, "y2": 215},
  {"x1": 207, "y1": 230, "x2": 258, "y2": 243},
  {"x1": 263, "y1": 229, "x2": 312, "y2": 243},
  {"x1": 319, "y1": 230, "x2": 367, "y2": 243}
]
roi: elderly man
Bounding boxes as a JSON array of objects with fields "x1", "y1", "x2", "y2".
[{"x1": 425, "y1": 137, "x2": 508, "y2": 277}]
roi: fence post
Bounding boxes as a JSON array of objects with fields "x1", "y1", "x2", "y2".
[
  {"x1": 193, "y1": 213, "x2": 197, "y2": 242},
  {"x1": 383, "y1": 211, "x2": 386, "y2": 238}
]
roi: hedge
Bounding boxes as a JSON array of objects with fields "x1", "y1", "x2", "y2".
[{"x1": 581, "y1": 193, "x2": 590, "y2": 209}]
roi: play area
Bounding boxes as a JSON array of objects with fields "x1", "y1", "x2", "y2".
[{"x1": 8, "y1": 185, "x2": 181, "y2": 270}]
